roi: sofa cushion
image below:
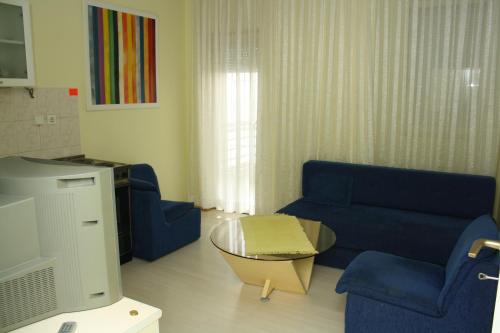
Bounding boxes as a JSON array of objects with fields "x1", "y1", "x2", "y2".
[
  {"x1": 160, "y1": 200, "x2": 194, "y2": 222},
  {"x1": 303, "y1": 172, "x2": 353, "y2": 206},
  {"x1": 302, "y1": 160, "x2": 496, "y2": 219},
  {"x1": 336, "y1": 251, "x2": 445, "y2": 316},
  {"x1": 279, "y1": 198, "x2": 470, "y2": 265}
]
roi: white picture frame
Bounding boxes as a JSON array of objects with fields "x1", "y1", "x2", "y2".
[{"x1": 83, "y1": 0, "x2": 159, "y2": 111}]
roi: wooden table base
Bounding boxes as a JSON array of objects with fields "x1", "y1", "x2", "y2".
[
  {"x1": 219, "y1": 250, "x2": 315, "y2": 299},
  {"x1": 217, "y1": 218, "x2": 321, "y2": 300}
]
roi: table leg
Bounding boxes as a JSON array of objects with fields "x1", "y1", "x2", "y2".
[{"x1": 260, "y1": 279, "x2": 274, "y2": 301}]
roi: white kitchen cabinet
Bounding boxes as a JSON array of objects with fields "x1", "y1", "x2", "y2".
[{"x1": 0, "y1": 0, "x2": 35, "y2": 87}]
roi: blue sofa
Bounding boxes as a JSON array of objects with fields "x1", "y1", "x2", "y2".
[
  {"x1": 278, "y1": 160, "x2": 496, "y2": 268},
  {"x1": 336, "y1": 214, "x2": 499, "y2": 333},
  {"x1": 130, "y1": 164, "x2": 201, "y2": 261}
]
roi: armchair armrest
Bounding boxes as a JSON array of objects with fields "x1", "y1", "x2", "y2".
[
  {"x1": 130, "y1": 177, "x2": 160, "y2": 194},
  {"x1": 336, "y1": 251, "x2": 444, "y2": 317}
]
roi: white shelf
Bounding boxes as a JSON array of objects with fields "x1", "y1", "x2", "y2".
[
  {"x1": 0, "y1": 38, "x2": 25, "y2": 45},
  {"x1": 11, "y1": 297, "x2": 162, "y2": 333}
]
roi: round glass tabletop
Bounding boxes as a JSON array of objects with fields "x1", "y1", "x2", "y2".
[{"x1": 210, "y1": 216, "x2": 336, "y2": 261}]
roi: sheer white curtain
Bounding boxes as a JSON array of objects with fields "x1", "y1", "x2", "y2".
[
  {"x1": 190, "y1": 0, "x2": 258, "y2": 213},
  {"x1": 191, "y1": 0, "x2": 500, "y2": 214},
  {"x1": 255, "y1": 0, "x2": 500, "y2": 213}
]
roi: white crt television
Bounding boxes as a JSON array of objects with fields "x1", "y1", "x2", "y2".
[{"x1": 0, "y1": 156, "x2": 122, "y2": 332}]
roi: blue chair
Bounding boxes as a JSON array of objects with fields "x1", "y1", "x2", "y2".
[
  {"x1": 130, "y1": 164, "x2": 201, "y2": 261},
  {"x1": 336, "y1": 215, "x2": 499, "y2": 333}
]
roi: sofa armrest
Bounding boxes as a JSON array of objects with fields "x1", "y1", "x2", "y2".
[{"x1": 336, "y1": 251, "x2": 444, "y2": 317}]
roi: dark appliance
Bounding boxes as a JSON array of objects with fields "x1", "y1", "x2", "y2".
[{"x1": 55, "y1": 154, "x2": 133, "y2": 264}]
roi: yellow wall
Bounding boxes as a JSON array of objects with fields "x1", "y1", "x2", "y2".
[{"x1": 29, "y1": 0, "x2": 189, "y2": 200}]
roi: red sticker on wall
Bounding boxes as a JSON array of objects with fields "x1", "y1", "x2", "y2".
[{"x1": 69, "y1": 88, "x2": 78, "y2": 96}]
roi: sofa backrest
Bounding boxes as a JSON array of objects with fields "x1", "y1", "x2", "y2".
[
  {"x1": 437, "y1": 214, "x2": 498, "y2": 309},
  {"x1": 302, "y1": 160, "x2": 496, "y2": 219}
]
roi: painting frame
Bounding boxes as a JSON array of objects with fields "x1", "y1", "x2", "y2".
[{"x1": 83, "y1": 0, "x2": 159, "y2": 111}]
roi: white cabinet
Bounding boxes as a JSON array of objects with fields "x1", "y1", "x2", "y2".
[{"x1": 0, "y1": 0, "x2": 34, "y2": 87}]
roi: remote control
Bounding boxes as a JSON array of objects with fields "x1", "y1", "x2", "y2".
[{"x1": 57, "y1": 321, "x2": 77, "y2": 333}]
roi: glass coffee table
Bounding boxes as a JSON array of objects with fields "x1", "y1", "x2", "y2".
[{"x1": 210, "y1": 216, "x2": 336, "y2": 300}]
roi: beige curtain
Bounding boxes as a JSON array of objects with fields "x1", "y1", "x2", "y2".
[
  {"x1": 191, "y1": 0, "x2": 500, "y2": 214},
  {"x1": 255, "y1": 0, "x2": 500, "y2": 213}
]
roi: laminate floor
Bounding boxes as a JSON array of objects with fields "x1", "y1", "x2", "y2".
[{"x1": 121, "y1": 210, "x2": 346, "y2": 333}]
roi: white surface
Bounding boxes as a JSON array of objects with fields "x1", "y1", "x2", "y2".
[
  {"x1": 11, "y1": 297, "x2": 162, "y2": 333},
  {"x1": 137, "y1": 322, "x2": 159, "y2": 333}
]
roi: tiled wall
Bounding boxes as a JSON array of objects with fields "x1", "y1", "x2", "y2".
[{"x1": 0, "y1": 87, "x2": 81, "y2": 159}]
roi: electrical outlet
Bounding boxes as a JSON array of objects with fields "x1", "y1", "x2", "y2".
[{"x1": 47, "y1": 114, "x2": 57, "y2": 125}]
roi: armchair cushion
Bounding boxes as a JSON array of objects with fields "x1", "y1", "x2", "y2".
[
  {"x1": 130, "y1": 177, "x2": 160, "y2": 194},
  {"x1": 336, "y1": 251, "x2": 445, "y2": 316},
  {"x1": 160, "y1": 200, "x2": 195, "y2": 222}
]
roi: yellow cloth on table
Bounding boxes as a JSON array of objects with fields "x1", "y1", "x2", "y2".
[{"x1": 240, "y1": 214, "x2": 318, "y2": 255}]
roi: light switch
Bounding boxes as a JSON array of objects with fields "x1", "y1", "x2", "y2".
[
  {"x1": 47, "y1": 114, "x2": 57, "y2": 124},
  {"x1": 34, "y1": 115, "x2": 45, "y2": 125}
]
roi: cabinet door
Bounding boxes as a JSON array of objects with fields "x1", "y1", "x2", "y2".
[{"x1": 0, "y1": 0, "x2": 35, "y2": 86}]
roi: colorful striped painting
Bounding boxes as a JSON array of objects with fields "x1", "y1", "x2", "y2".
[{"x1": 87, "y1": 4, "x2": 157, "y2": 105}]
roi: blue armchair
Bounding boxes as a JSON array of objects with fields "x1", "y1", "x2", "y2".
[
  {"x1": 130, "y1": 164, "x2": 201, "y2": 261},
  {"x1": 336, "y1": 215, "x2": 499, "y2": 333}
]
